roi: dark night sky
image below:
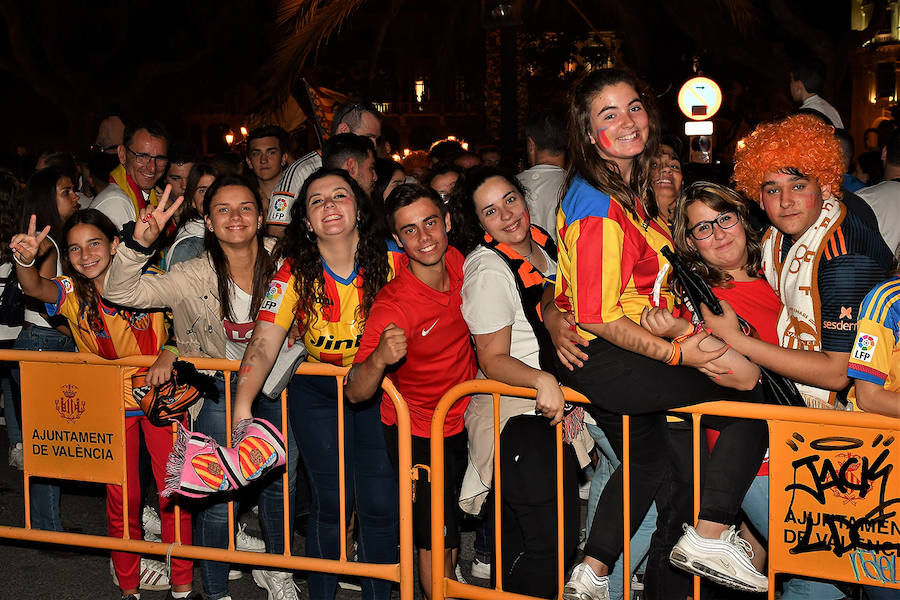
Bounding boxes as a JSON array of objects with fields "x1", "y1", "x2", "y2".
[{"x1": 0, "y1": 0, "x2": 858, "y2": 158}]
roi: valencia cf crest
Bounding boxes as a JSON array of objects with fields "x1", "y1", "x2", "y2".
[{"x1": 55, "y1": 384, "x2": 86, "y2": 423}]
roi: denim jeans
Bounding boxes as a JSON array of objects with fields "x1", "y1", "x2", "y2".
[
  {"x1": 741, "y1": 475, "x2": 845, "y2": 600},
  {"x1": 192, "y1": 374, "x2": 299, "y2": 600},
  {"x1": 288, "y1": 374, "x2": 398, "y2": 600},
  {"x1": 1, "y1": 338, "x2": 20, "y2": 446},
  {"x1": 12, "y1": 324, "x2": 76, "y2": 531},
  {"x1": 586, "y1": 422, "x2": 656, "y2": 600}
]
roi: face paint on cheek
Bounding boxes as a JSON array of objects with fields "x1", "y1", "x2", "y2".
[{"x1": 596, "y1": 128, "x2": 612, "y2": 149}]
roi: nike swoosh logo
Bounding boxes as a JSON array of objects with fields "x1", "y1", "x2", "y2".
[{"x1": 422, "y1": 319, "x2": 439, "y2": 336}]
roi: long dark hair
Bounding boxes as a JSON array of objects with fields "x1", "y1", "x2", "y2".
[
  {"x1": 61, "y1": 209, "x2": 120, "y2": 333},
  {"x1": 672, "y1": 181, "x2": 763, "y2": 288},
  {"x1": 202, "y1": 174, "x2": 275, "y2": 321},
  {"x1": 180, "y1": 161, "x2": 220, "y2": 225},
  {"x1": 566, "y1": 68, "x2": 660, "y2": 219},
  {"x1": 449, "y1": 165, "x2": 528, "y2": 256},
  {"x1": 277, "y1": 168, "x2": 390, "y2": 330},
  {"x1": 21, "y1": 167, "x2": 69, "y2": 243}
]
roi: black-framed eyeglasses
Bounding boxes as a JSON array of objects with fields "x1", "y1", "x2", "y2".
[
  {"x1": 688, "y1": 211, "x2": 738, "y2": 240},
  {"x1": 126, "y1": 147, "x2": 169, "y2": 167}
]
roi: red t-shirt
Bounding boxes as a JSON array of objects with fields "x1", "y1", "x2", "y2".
[
  {"x1": 354, "y1": 246, "x2": 477, "y2": 437},
  {"x1": 708, "y1": 277, "x2": 781, "y2": 476},
  {"x1": 712, "y1": 278, "x2": 781, "y2": 345}
]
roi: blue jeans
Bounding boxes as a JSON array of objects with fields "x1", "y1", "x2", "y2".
[
  {"x1": 288, "y1": 374, "x2": 398, "y2": 600},
  {"x1": 741, "y1": 475, "x2": 845, "y2": 600},
  {"x1": 12, "y1": 324, "x2": 76, "y2": 531},
  {"x1": 586, "y1": 423, "x2": 656, "y2": 600},
  {"x1": 193, "y1": 374, "x2": 299, "y2": 600},
  {"x1": 1, "y1": 339, "x2": 19, "y2": 445}
]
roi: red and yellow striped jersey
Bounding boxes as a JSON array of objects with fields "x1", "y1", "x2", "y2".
[
  {"x1": 47, "y1": 276, "x2": 167, "y2": 410},
  {"x1": 555, "y1": 175, "x2": 676, "y2": 340},
  {"x1": 257, "y1": 242, "x2": 404, "y2": 366}
]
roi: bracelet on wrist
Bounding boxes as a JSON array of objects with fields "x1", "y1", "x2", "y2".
[
  {"x1": 13, "y1": 254, "x2": 35, "y2": 268},
  {"x1": 665, "y1": 340, "x2": 683, "y2": 366}
]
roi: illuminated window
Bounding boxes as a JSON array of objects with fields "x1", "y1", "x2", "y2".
[{"x1": 415, "y1": 77, "x2": 427, "y2": 103}]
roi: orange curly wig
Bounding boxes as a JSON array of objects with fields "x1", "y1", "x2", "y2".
[{"x1": 733, "y1": 114, "x2": 843, "y2": 200}]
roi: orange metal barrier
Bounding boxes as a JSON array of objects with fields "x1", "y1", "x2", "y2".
[
  {"x1": 0, "y1": 349, "x2": 415, "y2": 599},
  {"x1": 429, "y1": 380, "x2": 900, "y2": 600}
]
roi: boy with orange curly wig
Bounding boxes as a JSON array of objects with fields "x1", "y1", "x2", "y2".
[
  {"x1": 703, "y1": 113, "x2": 897, "y2": 600},
  {"x1": 703, "y1": 114, "x2": 891, "y2": 411}
]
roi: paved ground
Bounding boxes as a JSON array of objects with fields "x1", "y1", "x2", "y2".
[
  {"x1": 0, "y1": 423, "x2": 793, "y2": 600},
  {"x1": 0, "y1": 425, "x2": 488, "y2": 600}
]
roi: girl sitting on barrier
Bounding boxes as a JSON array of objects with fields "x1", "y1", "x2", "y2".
[
  {"x1": 9, "y1": 208, "x2": 198, "y2": 600},
  {"x1": 452, "y1": 166, "x2": 592, "y2": 598},
  {"x1": 546, "y1": 68, "x2": 769, "y2": 600},
  {"x1": 102, "y1": 175, "x2": 299, "y2": 600},
  {"x1": 232, "y1": 168, "x2": 401, "y2": 600}
]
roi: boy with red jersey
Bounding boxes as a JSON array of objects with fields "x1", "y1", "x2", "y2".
[{"x1": 344, "y1": 183, "x2": 476, "y2": 600}]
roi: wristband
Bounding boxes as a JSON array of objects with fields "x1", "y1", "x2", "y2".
[
  {"x1": 162, "y1": 344, "x2": 180, "y2": 357},
  {"x1": 665, "y1": 340, "x2": 683, "y2": 366},
  {"x1": 121, "y1": 221, "x2": 157, "y2": 255},
  {"x1": 13, "y1": 254, "x2": 35, "y2": 268}
]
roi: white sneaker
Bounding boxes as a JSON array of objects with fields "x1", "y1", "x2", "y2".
[
  {"x1": 338, "y1": 578, "x2": 362, "y2": 591},
  {"x1": 236, "y1": 522, "x2": 265, "y2": 552},
  {"x1": 669, "y1": 524, "x2": 768, "y2": 593},
  {"x1": 470, "y1": 556, "x2": 491, "y2": 580},
  {"x1": 563, "y1": 563, "x2": 610, "y2": 600},
  {"x1": 252, "y1": 569, "x2": 301, "y2": 600},
  {"x1": 110, "y1": 557, "x2": 170, "y2": 591},
  {"x1": 228, "y1": 568, "x2": 244, "y2": 580},
  {"x1": 8, "y1": 443, "x2": 23, "y2": 470},
  {"x1": 142, "y1": 505, "x2": 162, "y2": 541}
]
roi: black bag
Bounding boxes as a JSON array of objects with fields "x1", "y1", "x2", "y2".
[
  {"x1": 0, "y1": 269, "x2": 25, "y2": 327},
  {"x1": 660, "y1": 246, "x2": 806, "y2": 408}
]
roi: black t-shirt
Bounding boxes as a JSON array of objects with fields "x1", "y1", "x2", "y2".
[{"x1": 779, "y1": 205, "x2": 892, "y2": 352}]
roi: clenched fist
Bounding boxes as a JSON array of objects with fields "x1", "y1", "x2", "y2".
[{"x1": 374, "y1": 323, "x2": 407, "y2": 367}]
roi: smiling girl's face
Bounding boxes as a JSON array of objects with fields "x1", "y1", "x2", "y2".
[
  {"x1": 205, "y1": 184, "x2": 262, "y2": 246},
  {"x1": 304, "y1": 174, "x2": 360, "y2": 239},
  {"x1": 473, "y1": 175, "x2": 531, "y2": 247},
  {"x1": 66, "y1": 223, "x2": 119, "y2": 281},
  {"x1": 588, "y1": 82, "x2": 650, "y2": 172},
  {"x1": 685, "y1": 200, "x2": 748, "y2": 275}
]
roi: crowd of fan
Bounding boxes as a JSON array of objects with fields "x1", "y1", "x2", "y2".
[{"x1": 2, "y1": 58, "x2": 900, "y2": 600}]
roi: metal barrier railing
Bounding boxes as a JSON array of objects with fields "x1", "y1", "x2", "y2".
[
  {"x1": 0, "y1": 349, "x2": 415, "y2": 599},
  {"x1": 4, "y1": 349, "x2": 898, "y2": 599},
  {"x1": 428, "y1": 379, "x2": 900, "y2": 600}
]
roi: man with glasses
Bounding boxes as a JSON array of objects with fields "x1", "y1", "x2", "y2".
[
  {"x1": 267, "y1": 101, "x2": 382, "y2": 237},
  {"x1": 90, "y1": 119, "x2": 169, "y2": 230}
]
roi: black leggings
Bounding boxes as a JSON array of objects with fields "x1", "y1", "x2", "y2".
[{"x1": 558, "y1": 336, "x2": 768, "y2": 568}]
